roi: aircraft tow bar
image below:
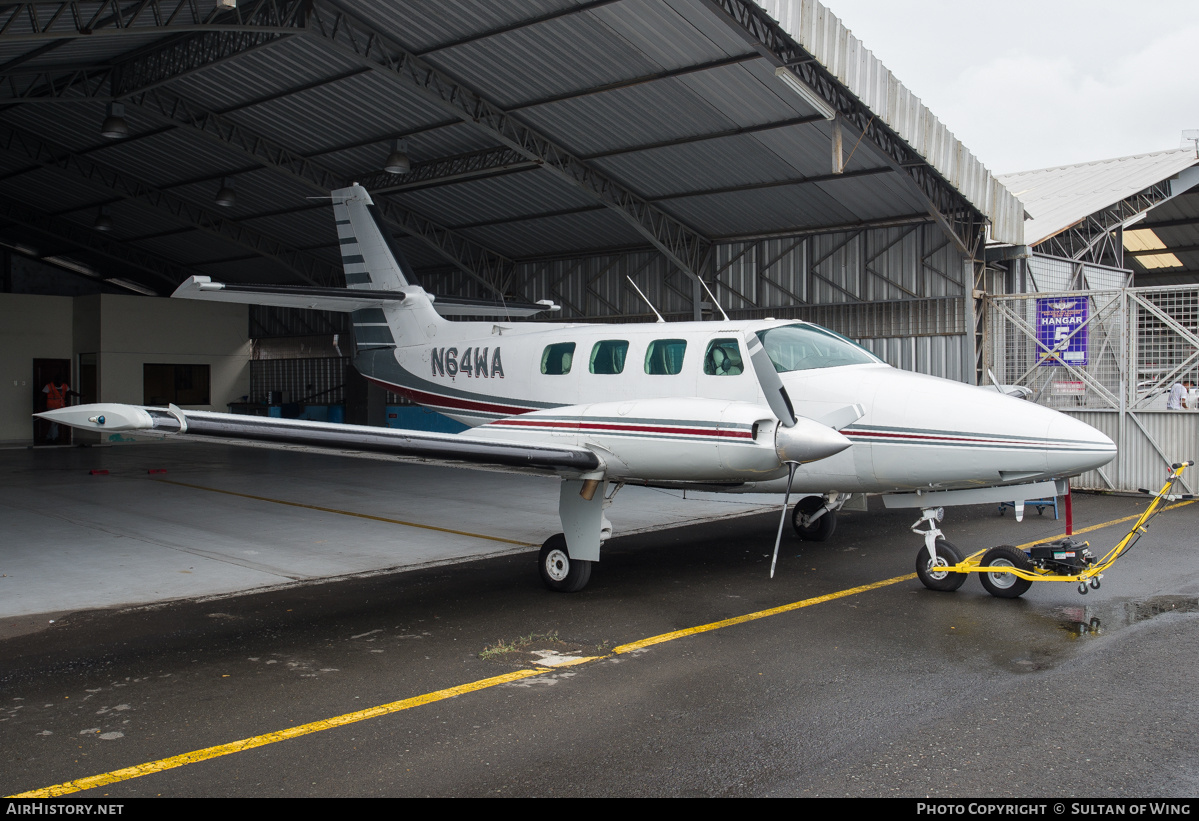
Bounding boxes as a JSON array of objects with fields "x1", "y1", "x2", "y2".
[{"x1": 914, "y1": 461, "x2": 1194, "y2": 599}]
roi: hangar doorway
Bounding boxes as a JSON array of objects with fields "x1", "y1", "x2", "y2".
[{"x1": 31, "y1": 358, "x2": 71, "y2": 446}]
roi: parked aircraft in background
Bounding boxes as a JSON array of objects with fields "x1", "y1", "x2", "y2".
[{"x1": 39, "y1": 185, "x2": 1117, "y2": 592}]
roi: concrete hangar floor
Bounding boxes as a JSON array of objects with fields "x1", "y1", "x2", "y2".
[{"x1": 2, "y1": 442, "x2": 1198, "y2": 798}]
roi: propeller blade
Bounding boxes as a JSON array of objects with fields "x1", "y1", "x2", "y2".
[
  {"x1": 816, "y1": 403, "x2": 865, "y2": 431},
  {"x1": 770, "y1": 461, "x2": 799, "y2": 578},
  {"x1": 745, "y1": 333, "x2": 797, "y2": 427}
]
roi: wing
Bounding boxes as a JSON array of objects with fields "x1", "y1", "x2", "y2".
[
  {"x1": 36, "y1": 404, "x2": 600, "y2": 476},
  {"x1": 172, "y1": 276, "x2": 559, "y2": 318}
]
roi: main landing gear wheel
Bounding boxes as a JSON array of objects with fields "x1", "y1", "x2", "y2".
[
  {"x1": 538, "y1": 534, "x2": 592, "y2": 593},
  {"x1": 916, "y1": 538, "x2": 967, "y2": 592},
  {"x1": 979, "y1": 545, "x2": 1034, "y2": 599},
  {"x1": 792, "y1": 496, "x2": 836, "y2": 541}
]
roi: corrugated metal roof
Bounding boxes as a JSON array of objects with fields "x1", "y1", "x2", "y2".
[
  {"x1": 0, "y1": 0, "x2": 1014, "y2": 297},
  {"x1": 758, "y1": 0, "x2": 1025, "y2": 245},
  {"x1": 394, "y1": 168, "x2": 597, "y2": 228},
  {"x1": 997, "y1": 149, "x2": 1199, "y2": 247}
]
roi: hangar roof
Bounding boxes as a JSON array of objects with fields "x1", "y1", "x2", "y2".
[
  {"x1": 998, "y1": 149, "x2": 1199, "y2": 284},
  {"x1": 0, "y1": 0, "x2": 1021, "y2": 300},
  {"x1": 998, "y1": 149, "x2": 1199, "y2": 248}
]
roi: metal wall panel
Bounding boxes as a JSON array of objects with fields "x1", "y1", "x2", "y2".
[
  {"x1": 1028, "y1": 255, "x2": 1130, "y2": 292},
  {"x1": 416, "y1": 219, "x2": 975, "y2": 380},
  {"x1": 1063, "y1": 410, "x2": 1197, "y2": 495},
  {"x1": 249, "y1": 357, "x2": 348, "y2": 405},
  {"x1": 860, "y1": 334, "x2": 967, "y2": 382}
]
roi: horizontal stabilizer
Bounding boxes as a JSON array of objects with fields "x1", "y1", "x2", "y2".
[
  {"x1": 433, "y1": 295, "x2": 560, "y2": 318},
  {"x1": 172, "y1": 277, "x2": 403, "y2": 311},
  {"x1": 172, "y1": 277, "x2": 558, "y2": 317}
]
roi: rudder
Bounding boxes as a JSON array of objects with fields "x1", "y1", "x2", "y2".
[{"x1": 333, "y1": 184, "x2": 411, "y2": 291}]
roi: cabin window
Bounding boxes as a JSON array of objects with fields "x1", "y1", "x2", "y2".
[
  {"x1": 703, "y1": 339, "x2": 745, "y2": 375},
  {"x1": 644, "y1": 339, "x2": 686, "y2": 375},
  {"x1": 755, "y1": 323, "x2": 880, "y2": 372},
  {"x1": 540, "y1": 342, "x2": 576, "y2": 375},
  {"x1": 589, "y1": 340, "x2": 628, "y2": 374}
]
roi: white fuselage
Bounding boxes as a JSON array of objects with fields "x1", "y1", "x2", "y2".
[{"x1": 356, "y1": 315, "x2": 1116, "y2": 495}]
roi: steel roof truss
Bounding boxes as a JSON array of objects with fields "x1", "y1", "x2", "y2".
[
  {"x1": 305, "y1": 0, "x2": 711, "y2": 281},
  {"x1": 0, "y1": 0, "x2": 307, "y2": 103},
  {"x1": 1039, "y1": 180, "x2": 1174, "y2": 265},
  {"x1": 126, "y1": 87, "x2": 515, "y2": 295},
  {"x1": 0, "y1": 0, "x2": 308, "y2": 42},
  {"x1": 0, "y1": 119, "x2": 340, "y2": 285},
  {"x1": 0, "y1": 192, "x2": 196, "y2": 289},
  {"x1": 351, "y1": 146, "x2": 538, "y2": 195}
]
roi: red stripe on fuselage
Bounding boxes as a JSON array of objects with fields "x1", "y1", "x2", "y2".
[
  {"x1": 363, "y1": 376, "x2": 535, "y2": 417},
  {"x1": 489, "y1": 418, "x2": 753, "y2": 439}
]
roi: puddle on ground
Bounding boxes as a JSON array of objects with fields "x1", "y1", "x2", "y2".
[
  {"x1": 1047, "y1": 595, "x2": 1199, "y2": 640},
  {"x1": 996, "y1": 596, "x2": 1197, "y2": 674}
]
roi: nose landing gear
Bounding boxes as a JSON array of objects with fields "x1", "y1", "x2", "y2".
[{"x1": 911, "y1": 507, "x2": 967, "y2": 592}]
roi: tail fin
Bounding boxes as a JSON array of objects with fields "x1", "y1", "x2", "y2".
[
  {"x1": 332, "y1": 184, "x2": 413, "y2": 291},
  {"x1": 331, "y1": 184, "x2": 444, "y2": 349}
]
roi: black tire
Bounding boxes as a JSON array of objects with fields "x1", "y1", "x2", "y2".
[
  {"x1": 915, "y1": 538, "x2": 967, "y2": 592},
  {"x1": 979, "y1": 545, "x2": 1034, "y2": 599},
  {"x1": 538, "y1": 534, "x2": 592, "y2": 593},
  {"x1": 791, "y1": 496, "x2": 836, "y2": 541}
]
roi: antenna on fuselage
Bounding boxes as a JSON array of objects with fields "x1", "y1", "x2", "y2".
[
  {"x1": 696, "y1": 276, "x2": 729, "y2": 322},
  {"x1": 626, "y1": 276, "x2": 665, "y2": 323}
]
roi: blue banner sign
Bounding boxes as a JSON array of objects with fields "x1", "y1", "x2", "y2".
[{"x1": 1036, "y1": 296, "x2": 1088, "y2": 367}]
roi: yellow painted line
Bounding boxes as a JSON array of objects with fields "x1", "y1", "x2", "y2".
[
  {"x1": 614, "y1": 573, "x2": 917, "y2": 654},
  {"x1": 1015, "y1": 499, "x2": 1196, "y2": 550},
  {"x1": 154, "y1": 478, "x2": 536, "y2": 547},
  {"x1": 11, "y1": 669, "x2": 546, "y2": 798},
  {"x1": 10, "y1": 573, "x2": 911, "y2": 798}
]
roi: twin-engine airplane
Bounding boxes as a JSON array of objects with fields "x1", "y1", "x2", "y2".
[{"x1": 39, "y1": 185, "x2": 1117, "y2": 592}]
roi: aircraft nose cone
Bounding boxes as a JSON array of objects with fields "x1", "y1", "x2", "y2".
[
  {"x1": 1045, "y1": 413, "x2": 1116, "y2": 476},
  {"x1": 775, "y1": 418, "x2": 852, "y2": 464}
]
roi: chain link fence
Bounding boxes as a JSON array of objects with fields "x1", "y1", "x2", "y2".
[{"x1": 985, "y1": 286, "x2": 1198, "y2": 492}]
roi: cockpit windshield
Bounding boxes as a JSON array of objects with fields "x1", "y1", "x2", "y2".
[{"x1": 755, "y1": 323, "x2": 880, "y2": 372}]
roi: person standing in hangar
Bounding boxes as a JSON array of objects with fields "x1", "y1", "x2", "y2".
[
  {"x1": 41, "y1": 373, "x2": 80, "y2": 443},
  {"x1": 1166, "y1": 378, "x2": 1194, "y2": 410}
]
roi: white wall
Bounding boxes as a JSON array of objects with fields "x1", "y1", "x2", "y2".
[
  {"x1": 0, "y1": 293, "x2": 251, "y2": 444},
  {"x1": 90, "y1": 294, "x2": 250, "y2": 409},
  {"x1": 0, "y1": 294, "x2": 74, "y2": 443}
]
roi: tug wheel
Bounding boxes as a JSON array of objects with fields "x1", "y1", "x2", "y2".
[
  {"x1": 538, "y1": 534, "x2": 592, "y2": 593},
  {"x1": 792, "y1": 496, "x2": 836, "y2": 541},
  {"x1": 915, "y1": 538, "x2": 967, "y2": 592},
  {"x1": 979, "y1": 545, "x2": 1034, "y2": 599}
]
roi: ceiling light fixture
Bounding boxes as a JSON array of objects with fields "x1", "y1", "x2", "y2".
[
  {"x1": 100, "y1": 102, "x2": 129, "y2": 139},
  {"x1": 105, "y1": 278, "x2": 159, "y2": 296},
  {"x1": 384, "y1": 139, "x2": 410, "y2": 174},
  {"x1": 774, "y1": 67, "x2": 836, "y2": 120},
  {"x1": 215, "y1": 177, "x2": 236, "y2": 207},
  {"x1": 93, "y1": 206, "x2": 114, "y2": 232}
]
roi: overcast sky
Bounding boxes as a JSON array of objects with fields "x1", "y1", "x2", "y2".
[{"x1": 819, "y1": 0, "x2": 1199, "y2": 175}]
